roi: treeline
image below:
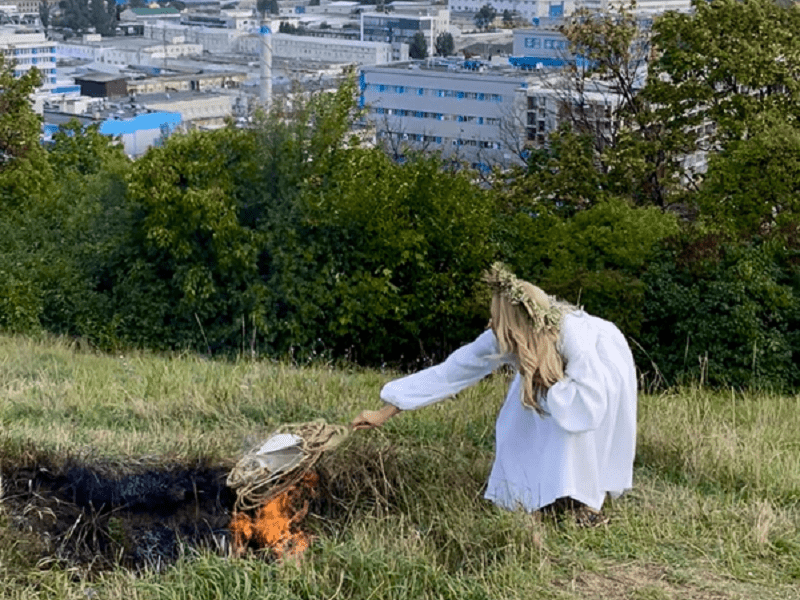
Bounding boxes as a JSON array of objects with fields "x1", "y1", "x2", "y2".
[{"x1": 3, "y1": 0, "x2": 800, "y2": 391}]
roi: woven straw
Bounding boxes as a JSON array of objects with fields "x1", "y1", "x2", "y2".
[{"x1": 227, "y1": 419, "x2": 350, "y2": 512}]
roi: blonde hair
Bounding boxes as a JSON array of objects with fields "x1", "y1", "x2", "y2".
[{"x1": 489, "y1": 280, "x2": 571, "y2": 415}]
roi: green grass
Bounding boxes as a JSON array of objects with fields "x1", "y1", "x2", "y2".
[{"x1": 0, "y1": 332, "x2": 798, "y2": 599}]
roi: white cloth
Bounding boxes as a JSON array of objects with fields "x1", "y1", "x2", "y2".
[{"x1": 380, "y1": 310, "x2": 637, "y2": 512}]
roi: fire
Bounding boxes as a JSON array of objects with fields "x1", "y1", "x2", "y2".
[{"x1": 229, "y1": 470, "x2": 319, "y2": 560}]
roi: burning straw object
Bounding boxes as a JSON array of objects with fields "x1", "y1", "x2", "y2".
[{"x1": 226, "y1": 420, "x2": 350, "y2": 559}]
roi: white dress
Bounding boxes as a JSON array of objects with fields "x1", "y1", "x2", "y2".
[{"x1": 380, "y1": 310, "x2": 637, "y2": 512}]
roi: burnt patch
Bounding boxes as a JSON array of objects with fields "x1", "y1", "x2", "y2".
[{"x1": 1, "y1": 458, "x2": 236, "y2": 574}]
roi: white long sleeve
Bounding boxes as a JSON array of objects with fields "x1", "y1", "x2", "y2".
[
  {"x1": 380, "y1": 329, "x2": 511, "y2": 410},
  {"x1": 545, "y1": 315, "x2": 610, "y2": 433}
]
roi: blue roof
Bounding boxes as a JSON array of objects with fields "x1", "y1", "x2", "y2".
[
  {"x1": 99, "y1": 112, "x2": 182, "y2": 135},
  {"x1": 508, "y1": 55, "x2": 593, "y2": 69}
]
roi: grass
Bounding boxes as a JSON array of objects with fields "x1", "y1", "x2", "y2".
[{"x1": 0, "y1": 332, "x2": 798, "y2": 599}]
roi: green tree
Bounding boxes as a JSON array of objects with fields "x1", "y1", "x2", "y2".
[
  {"x1": 696, "y1": 122, "x2": 800, "y2": 238},
  {"x1": 90, "y1": 0, "x2": 116, "y2": 36},
  {"x1": 256, "y1": 0, "x2": 279, "y2": 16},
  {"x1": 474, "y1": 4, "x2": 496, "y2": 30},
  {"x1": 0, "y1": 55, "x2": 54, "y2": 333},
  {"x1": 409, "y1": 31, "x2": 428, "y2": 59},
  {"x1": 59, "y1": 0, "x2": 92, "y2": 32},
  {"x1": 646, "y1": 0, "x2": 800, "y2": 152},
  {"x1": 38, "y1": 1, "x2": 50, "y2": 30},
  {"x1": 559, "y1": 3, "x2": 687, "y2": 207},
  {"x1": 0, "y1": 55, "x2": 52, "y2": 211},
  {"x1": 434, "y1": 31, "x2": 454, "y2": 57}
]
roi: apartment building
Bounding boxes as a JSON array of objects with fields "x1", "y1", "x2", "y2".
[
  {"x1": 448, "y1": 0, "x2": 573, "y2": 21},
  {"x1": 360, "y1": 59, "x2": 628, "y2": 167},
  {"x1": 360, "y1": 60, "x2": 530, "y2": 168},
  {"x1": 360, "y1": 8, "x2": 448, "y2": 59},
  {"x1": 0, "y1": 26, "x2": 57, "y2": 87}
]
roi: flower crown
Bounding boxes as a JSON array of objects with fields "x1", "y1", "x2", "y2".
[{"x1": 483, "y1": 262, "x2": 566, "y2": 333}]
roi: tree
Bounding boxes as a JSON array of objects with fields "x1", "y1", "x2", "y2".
[
  {"x1": 502, "y1": 9, "x2": 513, "y2": 26},
  {"x1": 434, "y1": 31, "x2": 454, "y2": 57},
  {"x1": 696, "y1": 122, "x2": 800, "y2": 237},
  {"x1": 474, "y1": 4, "x2": 496, "y2": 31},
  {"x1": 59, "y1": 0, "x2": 92, "y2": 32},
  {"x1": 554, "y1": 3, "x2": 689, "y2": 207},
  {"x1": 38, "y1": 1, "x2": 50, "y2": 30},
  {"x1": 409, "y1": 31, "x2": 428, "y2": 59},
  {"x1": 256, "y1": 0, "x2": 279, "y2": 16},
  {"x1": 90, "y1": 0, "x2": 116, "y2": 36},
  {"x1": 646, "y1": 0, "x2": 800, "y2": 152},
  {"x1": 0, "y1": 54, "x2": 52, "y2": 210}
]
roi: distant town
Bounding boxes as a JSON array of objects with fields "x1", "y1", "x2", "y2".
[{"x1": 2, "y1": 0, "x2": 694, "y2": 168}]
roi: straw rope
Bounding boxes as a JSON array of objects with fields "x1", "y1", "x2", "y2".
[{"x1": 227, "y1": 419, "x2": 350, "y2": 512}]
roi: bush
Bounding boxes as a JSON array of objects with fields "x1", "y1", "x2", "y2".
[
  {"x1": 639, "y1": 233, "x2": 800, "y2": 390},
  {"x1": 496, "y1": 197, "x2": 679, "y2": 339}
]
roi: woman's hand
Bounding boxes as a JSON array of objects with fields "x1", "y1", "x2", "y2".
[{"x1": 351, "y1": 404, "x2": 401, "y2": 430}]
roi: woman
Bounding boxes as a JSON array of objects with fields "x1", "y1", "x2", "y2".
[{"x1": 351, "y1": 263, "x2": 637, "y2": 518}]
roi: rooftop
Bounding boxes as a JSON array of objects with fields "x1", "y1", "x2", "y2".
[{"x1": 129, "y1": 6, "x2": 181, "y2": 15}]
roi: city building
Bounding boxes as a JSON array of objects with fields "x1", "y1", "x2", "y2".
[
  {"x1": 509, "y1": 20, "x2": 573, "y2": 68},
  {"x1": 0, "y1": 26, "x2": 57, "y2": 87},
  {"x1": 98, "y1": 111, "x2": 183, "y2": 156},
  {"x1": 359, "y1": 58, "x2": 627, "y2": 168},
  {"x1": 135, "y1": 91, "x2": 234, "y2": 129},
  {"x1": 448, "y1": 0, "x2": 573, "y2": 22},
  {"x1": 42, "y1": 109, "x2": 183, "y2": 157},
  {"x1": 237, "y1": 32, "x2": 403, "y2": 65},
  {"x1": 125, "y1": 70, "x2": 247, "y2": 95},
  {"x1": 579, "y1": 0, "x2": 692, "y2": 14},
  {"x1": 74, "y1": 71, "x2": 128, "y2": 97},
  {"x1": 119, "y1": 6, "x2": 183, "y2": 23},
  {"x1": 59, "y1": 33, "x2": 203, "y2": 67},
  {"x1": 360, "y1": 59, "x2": 530, "y2": 168},
  {"x1": 360, "y1": 8, "x2": 448, "y2": 59}
]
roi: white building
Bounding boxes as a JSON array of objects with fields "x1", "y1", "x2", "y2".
[
  {"x1": 448, "y1": 0, "x2": 573, "y2": 22},
  {"x1": 144, "y1": 21, "x2": 243, "y2": 54},
  {"x1": 137, "y1": 91, "x2": 234, "y2": 129},
  {"x1": 0, "y1": 26, "x2": 57, "y2": 88},
  {"x1": 237, "y1": 32, "x2": 402, "y2": 65},
  {"x1": 59, "y1": 34, "x2": 203, "y2": 67},
  {"x1": 360, "y1": 8, "x2": 449, "y2": 58},
  {"x1": 360, "y1": 59, "x2": 530, "y2": 168},
  {"x1": 578, "y1": 0, "x2": 692, "y2": 14},
  {"x1": 359, "y1": 58, "x2": 627, "y2": 167}
]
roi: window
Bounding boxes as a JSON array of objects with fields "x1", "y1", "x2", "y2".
[
  {"x1": 544, "y1": 39, "x2": 554, "y2": 49},
  {"x1": 524, "y1": 37, "x2": 540, "y2": 49},
  {"x1": 477, "y1": 93, "x2": 485, "y2": 101},
  {"x1": 417, "y1": 87, "x2": 424, "y2": 95}
]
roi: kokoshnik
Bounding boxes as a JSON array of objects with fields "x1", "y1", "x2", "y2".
[{"x1": 375, "y1": 262, "x2": 638, "y2": 513}]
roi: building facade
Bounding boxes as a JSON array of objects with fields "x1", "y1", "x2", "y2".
[
  {"x1": 360, "y1": 60, "x2": 530, "y2": 168},
  {"x1": 237, "y1": 32, "x2": 402, "y2": 65},
  {"x1": 360, "y1": 8, "x2": 448, "y2": 59},
  {"x1": 448, "y1": 0, "x2": 573, "y2": 22},
  {"x1": 0, "y1": 27, "x2": 57, "y2": 87},
  {"x1": 510, "y1": 22, "x2": 572, "y2": 68}
]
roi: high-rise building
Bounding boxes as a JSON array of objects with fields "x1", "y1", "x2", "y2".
[{"x1": 0, "y1": 26, "x2": 57, "y2": 88}]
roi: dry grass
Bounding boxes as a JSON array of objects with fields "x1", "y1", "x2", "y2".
[{"x1": 0, "y1": 333, "x2": 798, "y2": 600}]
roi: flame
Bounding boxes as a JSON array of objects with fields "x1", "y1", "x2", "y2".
[{"x1": 230, "y1": 470, "x2": 319, "y2": 560}]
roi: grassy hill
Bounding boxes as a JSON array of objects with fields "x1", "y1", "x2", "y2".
[{"x1": 0, "y1": 333, "x2": 798, "y2": 599}]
